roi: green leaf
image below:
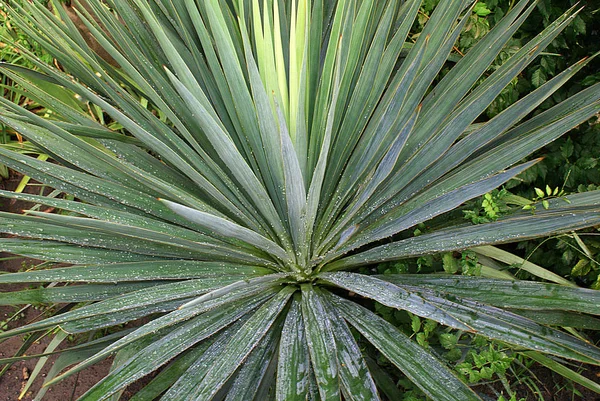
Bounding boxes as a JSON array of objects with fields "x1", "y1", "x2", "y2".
[
  {"x1": 365, "y1": 357, "x2": 402, "y2": 401},
  {"x1": 423, "y1": 291, "x2": 600, "y2": 365},
  {"x1": 0, "y1": 210, "x2": 264, "y2": 265},
  {"x1": 276, "y1": 296, "x2": 310, "y2": 401},
  {"x1": 160, "y1": 198, "x2": 291, "y2": 266},
  {"x1": 442, "y1": 253, "x2": 460, "y2": 274},
  {"x1": 571, "y1": 259, "x2": 591, "y2": 277},
  {"x1": 0, "y1": 189, "x2": 266, "y2": 261},
  {"x1": 330, "y1": 276, "x2": 600, "y2": 365},
  {"x1": 0, "y1": 260, "x2": 270, "y2": 284},
  {"x1": 33, "y1": 336, "x2": 118, "y2": 401},
  {"x1": 0, "y1": 239, "x2": 157, "y2": 264},
  {"x1": 510, "y1": 309, "x2": 600, "y2": 330},
  {"x1": 19, "y1": 330, "x2": 69, "y2": 399},
  {"x1": 329, "y1": 204, "x2": 600, "y2": 270},
  {"x1": 411, "y1": 314, "x2": 422, "y2": 334},
  {"x1": 319, "y1": 272, "x2": 472, "y2": 331},
  {"x1": 178, "y1": 286, "x2": 294, "y2": 400},
  {"x1": 0, "y1": 282, "x2": 156, "y2": 305},
  {"x1": 159, "y1": 320, "x2": 249, "y2": 400},
  {"x1": 126, "y1": 343, "x2": 211, "y2": 401},
  {"x1": 77, "y1": 296, "x2": 268, "y2": 400},
  {"x1": 378, "y1": 275, "x2": 600, "y2": 315},
  {"x1": 301, "y1": 285, "x2": 340, "y2": 400},
  {"x1": 164, "y1": 25, "x2": 292, "y2": 250},
  {"x1": 389, "y1": 54, "x2": 597, "y2": 216},
  {"x1": 1, "y1": 274, "x2": 283, "y2": 349},
  {"x1": 473, "y1": 3, "x2": 492, "y2": 16},
  {"x1": 473, "y1": 245, "x2": 574, "y2": 286},
  {"x1": 225, "y1": 320, "x2": 280, "y2": 401},
  {"x1": 531, "y1": 68, "x2": 546, "y2": 88},
  {"x1": 327, "y1": 297, "x2": 380, "y2": 401},
  {"x1": 331, "y1": 294, "x2": 481, "y2": 401},
  {"x1": 535, "y1": 187, "x2": 545, "y2": 198},
  {"x1": 329, "y1": 160, "x2": 540, "y2": 259}
]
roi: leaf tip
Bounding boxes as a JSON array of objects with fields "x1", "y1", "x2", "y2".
[{"x1": 576, "y1": 56, "x2": 589, "y2": 65}]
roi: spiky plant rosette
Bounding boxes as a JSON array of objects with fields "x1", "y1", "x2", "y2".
[{"x1": 0, "y1": 0, "x2": 600, "y2": 399}]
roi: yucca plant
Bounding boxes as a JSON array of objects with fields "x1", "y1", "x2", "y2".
[{"x1": 1, "y1": 0, "x2": 600, "y2": 399}]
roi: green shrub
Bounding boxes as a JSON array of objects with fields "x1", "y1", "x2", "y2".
[{"x1": 0, "y1": 0, "x2": 600, "y2": 400}]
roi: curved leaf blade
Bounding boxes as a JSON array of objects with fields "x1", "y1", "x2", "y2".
[{"x1": 330, "y1": 294, "x2": 481, "y2": 401}]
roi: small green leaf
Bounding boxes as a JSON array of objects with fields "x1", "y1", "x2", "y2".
[
  {"x1": 442, "y1": 253, "x2": 460, "y2": 274},
  {"x1": 534, "y1": 187, "x2": 545, "y2": 198},
  {"x1": 561, "y1": 138, "x2": 574, "y2": 159},
  {"x1": 571, "y1": 259, "x2": 590, "y2": 277},
  {"x1": 411, "y1": 315, "x2": 422, "y2": 334},
  {"x1": 473, "y1": 3, "x2": 492, "y2": 17},
  {"x1": 531, "y1": 68, "x2": 546, "y2": 88},
  {"x1": 439, "y1": 333, "x2": 458, "y2": 350},
  {"x1": 572, "y1": 15, "x2": 586, "y2": 35}
]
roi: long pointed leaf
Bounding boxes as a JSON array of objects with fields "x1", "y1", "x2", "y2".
[
  {"x1": 331, "y1": 294, "x2": 481, "y2": 401},
  {"x1": 276, "y1": 295, "x2": 311, "y2": 401},
  {"x1": 301, "y1": 285, "x2": 340, "y2": 400}
]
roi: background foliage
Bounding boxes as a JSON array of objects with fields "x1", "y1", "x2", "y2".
[
  {"x1": 369, "y1": 0, "x2": 600, "y2": 399},
  {"x1": 460, "y1": 0, "x2": 600, "y2": 291}
]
